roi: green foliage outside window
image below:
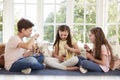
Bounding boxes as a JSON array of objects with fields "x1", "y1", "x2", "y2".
[
  {"x1": 0, "y1": 2, "x2": 3, "y2": 42},
  {"x1": 107, "y1": 0, "x2": 120, "y2": 44},
  {"x1": 44, "y1": 25, "x2": 54, "y2": 43},
  {"x1": 12, "y1": 0, "x2": 120, "y2": 44}
]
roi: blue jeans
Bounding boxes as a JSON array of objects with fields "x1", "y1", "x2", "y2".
[
  {"x1": 78, "y1": 56, "x2": 103, "y2": 72},
  {"x1": 9, "y1": 54, "x2": 45, "y2": 72}
]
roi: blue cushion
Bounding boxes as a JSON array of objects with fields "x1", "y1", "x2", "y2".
[{"x1": 0, "y1": 68, "x2": 120, "y2": 76}]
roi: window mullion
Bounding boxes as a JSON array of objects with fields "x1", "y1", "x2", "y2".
[
  {"x1": 37, "y1": 0, "x2": 44, "y2": 42},
  {"x1": 66, "y1": 0, "x2": 74, "y2": 32},
  {"x1": 3, "y1": 0, "x2": 14, "y2": 42},
  {"x1": 84, "y1": 1, "x2": 86, "y2": 43}
]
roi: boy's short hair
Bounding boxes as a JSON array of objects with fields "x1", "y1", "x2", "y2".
[{"x1": 17, "y1": 18, "x2": 34, "y2": 32}]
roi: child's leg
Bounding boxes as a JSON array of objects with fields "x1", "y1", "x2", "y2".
[
  {"x1": 80, "y1": 60, "x2": 103, "y2": 72},
  {"x1": 44, "y1": 57, "x2": 66, "y2": 70},
  {"x1": 9, "y1": 57, "x2": 45, "y2": 72},
  {"x1": 61, "y1": 56, "x2": 79, "y2": 66},
  {"x1": 76, "y1": 56, "x2": 87, "y2": 66},
  {"x1": 33, "y1": 54, "x2": 44, "y2": 63}
]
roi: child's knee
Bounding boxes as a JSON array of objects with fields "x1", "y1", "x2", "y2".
[
  {"x1": 26, "y1": 57, "x2": 38, "y2": 63},
  {"x1": 81, "y1": 60, "x2": 89, "y2": 67},
  {"x1": 71, "y1": 56, "x2": 79, "y2": 63}
]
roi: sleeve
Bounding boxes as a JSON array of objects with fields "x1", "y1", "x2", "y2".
[
  {"x1": 8, "y1": 36, "x2": 22, "y2": 49},
  {"x1": 72, "y1": 38, "x2": 77, "y2": 45}
]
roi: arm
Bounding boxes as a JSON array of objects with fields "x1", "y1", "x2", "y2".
[
  {"x1": 84, "y1": 44, "x2": 93, "y2": 53},
  {"x1": 17, "y1": 34, "x2": 39, "y2": 50},
  {"x1": 86, "y1": 52, "x2": 106, "y2": 65},
  {"x1": 52, "y1": 46, "x2": 64, "y2": 62},
  {"x1": 23, "y1": 50, "x2": 34, "y2": 57},
  {"x1": 64, "y1": 43, "x2": 81, "y2": 55}
]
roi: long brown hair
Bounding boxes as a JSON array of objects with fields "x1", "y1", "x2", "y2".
[
  {"x1": 53, "y1": 25, "x2": 73, "y2": 50},
  {"x1": 90, "y1": 27, "x2": 114, "y2": 68}
]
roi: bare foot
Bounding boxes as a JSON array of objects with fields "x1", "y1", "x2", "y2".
[{"x1": 66, "y1": 66, "x2": 79, "y2": 71}]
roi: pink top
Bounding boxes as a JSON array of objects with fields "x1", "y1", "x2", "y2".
[
  {"x1": 4, "y1": 35, "x2": 25, "y2": 71},
  {"x1": 99, "y1": 45, "x2": 111, "y2": 72}
]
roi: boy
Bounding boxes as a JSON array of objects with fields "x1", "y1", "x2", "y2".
[{"x1": 4, "y1": 18, "x2": 45, "y2": 74}]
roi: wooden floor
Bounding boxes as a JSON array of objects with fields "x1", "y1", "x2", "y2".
[{"x1": 0, "y1": 75, "x2": 120, "y2": 80}]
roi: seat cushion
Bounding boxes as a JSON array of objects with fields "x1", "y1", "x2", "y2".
[{"x1": 0, "y1": 43, "x2": 5, "y2": 67}]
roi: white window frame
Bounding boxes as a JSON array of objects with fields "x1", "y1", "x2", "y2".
[
  {"x1": 2, "y1": 0, "x2": 114, "y2": 43},
  {"x1": 3, "y1": 0, "x2": 14, "y2": 43}
]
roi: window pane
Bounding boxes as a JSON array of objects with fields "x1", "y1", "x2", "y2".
[
  {"x1": 86, "y1": 0, "x2": 96, "y2": 3},
  {"x1": 118, "y1": 25, "x2": 120, "y2": 44},
  {"x1": 56, "y1": 0, "x2": 66, "y2": 3},
  {"x1": 14, "y1": 0, "x2": 25, "y2": 3},
  {"x1": 26, "y1": 0, "x2": 37, "y2": 3},
  {"x1": 108, "y1": 3, "x2": 117, "y2": 23},
  {"x1": 107, "y1": 0, "x2": 116, "y2": 4},
  {"x1": 75, "y1": 0, "x2": 84, "y2": 4},
  {"x1": 75, "y1": 0, "x2": 96, "y2": 4},
  {"x1": 44, "y1": 25, "x2": 54, "y2": 43},
  {"x1": 73, "y1": 25, "x2": 84, "y2": 42},
  {"x1": 26, "y1": 5, "x2": 37, "y2": 24},
  {"x1": 44, "y1": 0, "x2": 55, "y2": 3},
  {"x1": 0, "y1": 24, "x2": 2, "y2": 42},
  {"x1": 107, "y1": 25, "x2": 116, "y2": 37},
  {"x1": 74, "y1": 4, "x2": 84, "y2": 23},
  {"x1": 56, "y1": 5, "x2": 66, "y2": 23},
  {"x1": 14, "y1": 4, "x2": 25, "y2": 33},
  {"x1": 14, "y1": 4, "x2": 25, "y2": 20},
  {"x1": 118, "y1": 8, "x2": 120, "y2": 23},
  {"x1": 44, "y1": 5, "x2": 54, "y2": 23},
  {"x1": 85, "y1": 25, "x2": 95, "y2": 43},
  {"x1": 0, "y1": 0, "x2": 3, "y2": 42},
  {"x1": 0, "y1": 6, "x2": 3, "y2": 23},
  {"x1": 86, "y1": 5, "x2": 96, "y2": 23},
  {"x1": 0, "y1": 2, "x2": 3, "y2": 10}
]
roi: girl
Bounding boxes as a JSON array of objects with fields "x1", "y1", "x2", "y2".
[
  {"x1": 78, "y1": 27, "x2": 114, "y2": 73},
  {"x1": 44, "y1": 25, "x2": 80, "y2": 70}
]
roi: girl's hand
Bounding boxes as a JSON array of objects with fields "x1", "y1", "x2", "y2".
[
  {"x1": 64, "y1": 44, "x2": 69, "y2": 50},
  {"x1": 33, "y1": 34, "x2": 39, "y2": 40},
  {"x1": 84, "y1": 44, "x2": 90, "y2": 51},
  {"x1": 86, "y1": 52, "x2": 94, "y2": 60},
  {"x1": 58, "y1": 56, "x2": 65, "y2": 62}
]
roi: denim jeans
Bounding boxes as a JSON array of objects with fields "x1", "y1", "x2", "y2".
[
  {"x1": 9, "y1": 54, "x2": 45, "y2": 72},
  {"x1": 78, "y1": 56, "x2": 103, "y2": 72}
]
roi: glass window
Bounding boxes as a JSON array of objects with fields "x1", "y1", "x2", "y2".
[
  {"x1": 74, "y1": 4, "x2": 84, "y2": 23},
  {"x1": 56, "y1": 0, "x2": 66, "y2": 3},
  {"x1": 26, "y1": 0, "x2": 37, "y2": 3},
  {"x1": 0, "y1": 0, "x2": 3, "y2": 42},
  {"x1": 118, "y1": 25, "x2": 120, "y2": 44},
  {"x1": 14, "y1": 0, "x2": 25, "y2": 3},
  {"x1": 73, "y1": 25, "x2": 84, "y2": 42},
  {"x1": 107, "y1": 2, "x2": 117, "y2": 23},
  {"x1": 43, "y1": 0, "x2": 66, "y2": 43},
  {"x1": 44, "y1": 5, "x2": 54, "y2": 23},
  {"x1": 73, "y1": 0, "x2": 96, "y2": 43},
  {"x1": 56, "y1": 5, "x2": 66, "y2": 23},
  {"x1": 14, "y1": 0, "x2": 37, "y2": 36},
  {"x1": 86, "y1": 5, "x2": 96, "y2": 23},
  {"x1": 44, "y1": 0, "x2": 55, "y2": 4},
  {"x1": 107, "y1": 0, "x2": 120, "y2": 44},
  {"x1": 44, "y1": 25, "x2": 54, "y2": 43},
  {"x1": 107, "y1": 25, "x2": 117, "y2": 37}
]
